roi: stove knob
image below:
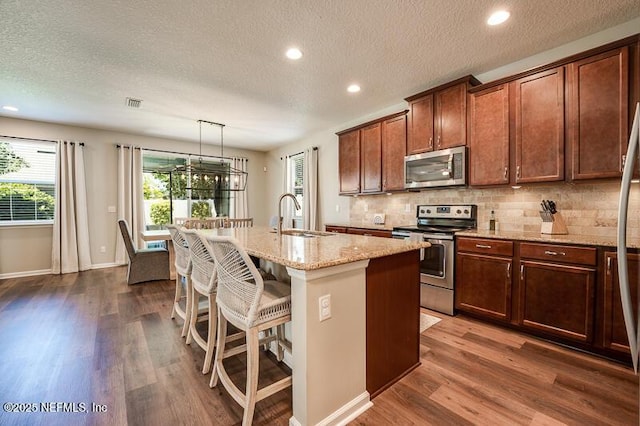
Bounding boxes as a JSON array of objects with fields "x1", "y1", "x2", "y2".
[
  {"x1": 426, "y1": 209, "x2": 431, "y2": 214},
  {"x1": 420, "y1": 209, "x2": 426, "y2": 214},
  {"x1": 464, "y1": 209, "x2": 469, "y2": 214},
  {"x1": 456, "y1": 209, "x2": 462, "y2": 214}
]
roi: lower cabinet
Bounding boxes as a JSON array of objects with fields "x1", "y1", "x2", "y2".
[
  {"x1": 324, "y1": 225, "x2": 392, "y2": 238},
  {"x1": 455, "y1": 237, "x2": 513, "y2": 322},
  {"x1": 602, "y1": 252, "x2": 640, "y2": 355}
]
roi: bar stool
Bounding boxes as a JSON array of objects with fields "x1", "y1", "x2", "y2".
[
  {"x1": 205, "y1": 235, "x2": 291, "y2": 426},
  {"x1": 181, "y1": 229, "x2": 218, "y2": 374},
  {"x1": 166, "y1": 224, "x2": 192, "y2": 338}
]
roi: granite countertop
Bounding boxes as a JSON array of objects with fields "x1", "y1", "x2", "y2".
[
  {"x1": 456, "y1": 229, "x2": 640, "y2": 249},
  {"x1": 197, "y1": 226, "x2": 429, "y2": 270}
]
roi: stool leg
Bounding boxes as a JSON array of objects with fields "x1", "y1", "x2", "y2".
[
  {"x1": 202, "y1": 294, "x2": 217, "y2": 374},
  {"x1": 210, "y1": 308, "x2": 227, "y2": 388},
  {"x1": 186, "y1": 286, "x2": 198, "y2": 346},
  {"x1": 180, "y1": 276, "x2": 192, "y2": 338},
  {"x1": 243, "y1": 327, "x2": 259, "y2": 426},
  {"x1": 276, "y1": 324, "x2": 285, "y2": 362},
  {"x1": 171, "y1": 274, "x2": 181, "y2": 319}
]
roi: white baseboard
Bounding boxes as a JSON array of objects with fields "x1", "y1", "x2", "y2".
[
  {"x1": 91, "y1": 262, "x2": 122, "y2": 270},
  {"x1": 289, "y1": 391, "x2": 372, "y2": 426},
  {"x1": 0, "y1": 269, "x2": 52, "y2": 279}
]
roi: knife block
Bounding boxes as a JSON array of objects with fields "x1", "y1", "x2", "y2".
[{"x1": 540, "y1": 212, "x2": 568, "y2": 235}]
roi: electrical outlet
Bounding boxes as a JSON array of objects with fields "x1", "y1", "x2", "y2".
[
  {"x1": 318, "y1": 294, "x2": 331, "y2": 322},
  {"x1": 107, "y1": 205, "x2": 116, "y2": 213},
  {"x1": 405, "y1": 203, "x2": 411, "y2": 213},
  {"x1": 364, "y1": 204, "x2": 368, "y2": 212},
  {"x1": 100, "y1": 246, "x2": 106, "y2": 253},
  {"x1": 336, "y1": 204, "x2": 340, "y2": 212}
]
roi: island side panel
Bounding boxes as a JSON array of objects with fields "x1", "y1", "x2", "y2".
[
  {"x1": 366, "y1": 250, "x2": 421, "y2": 398},
  {"x1": 287, "y1": 260, "x2": 372, "y2": 426}
]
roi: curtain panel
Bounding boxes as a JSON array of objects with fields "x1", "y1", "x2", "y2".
[
  {"x1": 303, "y1": 147, "x2": 319, "y2": 231},
  {"x1": 51, "y1": 141, "x2": 92, "y2": 274},
  {"x1": 115, "y1": 145, "x2": 144, "y2": 265},
  {"x1": 230, "y1": 157, "x2": 249, "y2": 219}
]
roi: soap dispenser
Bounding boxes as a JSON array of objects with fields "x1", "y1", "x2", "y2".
[{"x1": 489, "y1": 210, "x2": 496, "y2": 231}]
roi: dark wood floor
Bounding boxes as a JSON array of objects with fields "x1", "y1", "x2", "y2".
[{"x1": 0, "y1": 267, "x2": 637, "y2": 425}]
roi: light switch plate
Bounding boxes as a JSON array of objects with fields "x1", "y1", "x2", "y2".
[{"x1": 373, "y1": 213, "x2": 385, "y2": 225}]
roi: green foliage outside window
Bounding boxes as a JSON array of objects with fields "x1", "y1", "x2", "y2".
[
  {"x1": 191, "y1": 201, "x2": 211, "y2": 219},
  {"x1": 0, "y1": 183, "x2": 55, "y2": 220},
  {"x1": 149, "y1": 201, "x2": 170, "y2": 225}
]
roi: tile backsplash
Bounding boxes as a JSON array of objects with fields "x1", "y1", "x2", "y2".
[{"x1": 349, "y1": 181, "x2": 640, "y2": 238}]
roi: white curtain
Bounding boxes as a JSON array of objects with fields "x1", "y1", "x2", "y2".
[
  {"x1": 51, "y1": 141, "x2": 92, "y2": 274},
  {"x1": 115, "y1": 145, "x2": 144, "y2": 264},
  {"x1": 230, "y1": 157, "x2": 249, "y2": 219},
  {"x1": 303, "y1": 147, "x2": 319, "y2": 230},
  {"x1": 281, "y1": 156, "x2": 293, "y2": 228}
]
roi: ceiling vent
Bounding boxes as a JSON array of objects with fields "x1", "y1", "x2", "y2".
[{"x1": 125, "y1": 97, "x2": 142, "y2": 108}]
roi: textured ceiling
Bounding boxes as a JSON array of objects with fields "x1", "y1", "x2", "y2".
[{"x1": 1, "y1": 0, "x2": 639, "y2": 150}]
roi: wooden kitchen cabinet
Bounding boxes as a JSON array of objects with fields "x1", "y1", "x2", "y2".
[
  {"x1": 346, "y1": 228, "x2": 392, "y2": 238},
  {"x1": 518, "y1": 243, "x2": 596, "y2": 344},
  {"x1": 406, "y1": 75, "x2": 480, "y2": 155},
  {"x1": 601, "y1": 251, "x2": 639, "y2": 355},
  {"x1": 455, "y1": 237, "x2": 513, "y2": 322},
  {"x1": 513, "y1": 67, "x2": 565, "y2": 183},
  {"x1": 468, "y1": 84, "x2": 510, "y2": 186},
  {"x1": 325, "y1": 226, "x2": 347, "y2": 233},
  {"x1": 360, "y1": 123, "x2": 382, "y2": 193},
  {"x1": 381, "y1": 113, "x2": 407, "y2": 191},
  {"x1": 568, "y1": 46, "x2": 630, "y2": 180},
  {"x1": 338, "y1": 129, "x2": 360, "y2": 194}
]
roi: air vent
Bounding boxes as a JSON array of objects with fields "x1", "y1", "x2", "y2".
[{"x1": 125, "y1": 97, "x2": 142, "y2": 108}]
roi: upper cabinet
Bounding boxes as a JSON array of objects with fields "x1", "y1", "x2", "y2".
[
  {"x1": 405, "y1": 76, "x2": 480, "y2": 155},
  {"x1": 469, "y1": 36, "x2": 639, "y2": 187},
  {"x1": 337, "y1": 111, "x2": 407, "y2": 195},
  {"x1": 513, "y1": 67, "x2": 565, "y2": 184},
  {"x1": 338, "y1": 129, "x2": 360, "y2": 194},
  {"x1": 568, "y1": 46, "x2": 629, "y2": 180}
]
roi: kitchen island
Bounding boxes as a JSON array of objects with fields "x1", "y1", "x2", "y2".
[{"x1": 198, "y1": 226, "x2": 429, "y2": 425}]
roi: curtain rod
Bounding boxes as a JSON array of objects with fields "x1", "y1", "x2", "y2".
[
  {"x1": 0, "y1": 134, "x2": 84, "y2": 146},
  {"x1": 280, "y1": 146, "x2": 318, "y2": 160},
  {"x1": 116, "y1": 145, "x2": 248, "y2": 161}
]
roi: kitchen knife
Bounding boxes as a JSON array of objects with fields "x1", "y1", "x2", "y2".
[
  {"x1": 541, "y1": 201, "x2": 547, "y2": 213},
  {"x1": 548, "y1": 200, "x2": 557, "y2": 214}
]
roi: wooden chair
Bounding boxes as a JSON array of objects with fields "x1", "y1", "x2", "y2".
[
  {"x1": 173, "y1": 217, "x2": 189, "y2": 226},
  {"x1": 224, "y1": 218, "x2": 253, "y2": 228},
  {"x1": 206, "y1": 235, "x2": 291, "y2": 426},
  {"x1": 166, "y1": 225, "x2": 192, "y2": 338},
  {"x1": 117, "y1": 219, "x2": 170, "y2": 285},
  {"x1": 205, "y1": 217, "x2": 226, "y2": 228},
  {"x1": 186, "y1": 218, "x2": 225, "y2": 230},
  {"x1": 181, "y1": 228, "x2": 218, "y2": 374}
]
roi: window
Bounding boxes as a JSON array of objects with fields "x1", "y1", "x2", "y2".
[
  {"x1": 288, "y1": 153, "x2": 304, "y2": 220},
  {"x1": 0, "y1": 138, "x2": 57, "y2": 224},
  {"x1": 142, "y1": 151, "x2": 231, "y2": 229}
]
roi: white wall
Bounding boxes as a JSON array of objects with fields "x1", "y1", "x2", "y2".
[
  {"x1": 0, "y1": 117, "x2": 269, "y2": 276},
  {"x1": 265, "y1": 18, "x2": 640, "y2": 231}
]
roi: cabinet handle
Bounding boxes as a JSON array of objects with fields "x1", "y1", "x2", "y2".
[
  {"x1": 437, "y1": 136, "x2": 441, "y2": 148},
  {"x1": 503, "y1": 167, "x2": 508, "y2": 181},
  {"x1": 520, "y1": 264, "x2": 524, "y2": 280},
  {"x1": 622, "y1": 154, "x2": 626, "y2": 171},
  {"x1": 544, "y1": 250, "x2": 566, "y2": 256},
  {"x1": 429, "y1": 137, "x2": 433, "y2": 148},
  {"x1": 507, "y1": 262, "x2": 511, "y2": 280},
  {"x1": 606, "y1": 256, "x2": 611, "y2": 274},
  {"x1": 363, "y1": 233, "x2": 373, "y2": 237},
  {"x1": 516, "y1": 165, "x2": 521, "y2": 179},
  {"x1": 475, "y1": 244, "x2": 492, "y2": 249}
]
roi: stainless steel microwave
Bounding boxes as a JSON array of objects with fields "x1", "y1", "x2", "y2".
[{"x1": 404, "y1": 146, "x2": 467, "y2": 189}]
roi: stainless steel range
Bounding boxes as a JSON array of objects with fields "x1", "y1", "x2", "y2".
[{"x1": 392, "y1": 205, "x2": 477, "y2": 315}]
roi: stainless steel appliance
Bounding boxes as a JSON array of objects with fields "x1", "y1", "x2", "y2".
[
  {"x1": 404, "y1": 146, "x2": 466, "y2": 189},
  {"x1": 392, "y1": 204, "x2": 477, "y2": 315},
  {"x1": 617, "y1": 101, "x2": 640, "y2": 373}
]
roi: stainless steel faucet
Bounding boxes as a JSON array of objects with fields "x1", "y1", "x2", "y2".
[{"x1": 278, "y1": 192, "x2": 301, "y2": 235}]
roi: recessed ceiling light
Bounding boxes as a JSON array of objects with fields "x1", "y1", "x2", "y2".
[
  {"x1": 286, "y1": 48, "x2": 303, "y2": 60},
  {"x1": 2, "y1": 105, "x2": 18, "y2": 112},
  {"x1": 347, "y1": 84, "x2": 361, "y2": 93},
  {"x1": 487, "y1": 10, "x2": 510, "y2": 26}
]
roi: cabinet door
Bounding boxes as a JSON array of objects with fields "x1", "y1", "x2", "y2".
[
  {"x1": 455, "y1": 252, "x2": 512, "y2": 322},
  {"x1": 407, "y1": 94, "x2": 434, "y2": 154},
  {"x1": 360, "y1": 123, "x2": 382, "y2": 193},
  {"x1": 468, "y1": 84, "x2": 510, "y2": 186},
  {"x1": 568, "y1": 47, "x2": 629, "y2": 180},
  {"x1": 519, "y1": 260, "x2": 595, "y2": 343},
  {"x1": 382, "y1": 114, "x2": 407, "y2": 191},
  {"x1": 338, "y1": 130, "x2": 360, "y2": 194},
  {"x1": 603, "y1": 252, "x2": 639, "y2": 354},
  {"x1": 513, "y1": 67, "x2": 565, "y2": 183},
  {"x1": 435, "y1": 83, "x2": 468, "y2": 150}
]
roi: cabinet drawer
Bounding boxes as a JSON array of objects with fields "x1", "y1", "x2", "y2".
[
  {"x1": 325, "y1": 226, "x2": 347, "y2": 234},
  {"x1": 347, "y1": 228, "x2": 392, "y2": 238},
  {"x1": 457, "y1": 237, "x2": 513, "y2": 257},
  {"x1": 520, "y1": 242, "x2": 596, "y2": 266}
]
